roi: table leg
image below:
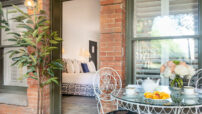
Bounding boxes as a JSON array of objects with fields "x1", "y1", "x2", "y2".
[
  {"x1": 137, "y1": 104, "x2": 141, "y2": 114},
  {"x1": 116, "y1": 100, "x2": 118, "y2": 110},
  {"x1": 147, "y1": 106, "x2": 151, "y2": 114}
]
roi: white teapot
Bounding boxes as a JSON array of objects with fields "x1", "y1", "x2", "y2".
[{"x1": 137, "y1": 78, "x2": 160, "y2": 92}]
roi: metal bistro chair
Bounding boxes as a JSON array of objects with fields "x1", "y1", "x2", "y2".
[
  {"x1": 93, "y1": 67, "x2": 122, "y2": 114},
  {"x1": 188, "y1": 69, "x2": 202, "y2": 87}
]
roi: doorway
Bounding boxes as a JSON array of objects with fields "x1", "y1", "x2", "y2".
[{"x1": 61, "y1": 0, "x2": 100, "y2": 114}]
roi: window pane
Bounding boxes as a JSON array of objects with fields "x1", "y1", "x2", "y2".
[
  {"x1": 134, "y1": 0, "x2": 198, "y2": 37},
  {"x1": 4, "y1": 48, "x2": 27, "y2": 87},
  {"x1": 133, "y1": 38, "x2": 198, "y2": 79},
  {"x1": 1, "y1": 5, "x2": 27, "y2": 45}
]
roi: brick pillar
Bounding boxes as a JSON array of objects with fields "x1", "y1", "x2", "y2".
[
  {"x1": 99, "y1": 0, "x2": 126, "y2": 113},
  {"x1": 100, "y1": 0, "x2": 126, "y2": 86}
]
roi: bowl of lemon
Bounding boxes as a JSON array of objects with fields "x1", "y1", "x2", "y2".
[{"x1": 144, "y1": 91, "x2": 170, "y2": 105}]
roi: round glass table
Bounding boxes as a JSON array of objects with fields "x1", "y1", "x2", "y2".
[{"x1": 111, "y1": 86, "x2": 202, "y2": 114}]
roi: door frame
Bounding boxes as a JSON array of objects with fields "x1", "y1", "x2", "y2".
[{"x1": 50, "y1": 0, "x2": 62, "y2": 114}]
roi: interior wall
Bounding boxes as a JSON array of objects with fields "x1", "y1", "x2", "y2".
[{"x1": 62, "y1": 0, "x2": 100, "y2": 61}]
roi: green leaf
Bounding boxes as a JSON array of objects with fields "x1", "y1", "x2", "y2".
[
  {"x1": 41, "y1": 52, "x2": 50, "y2": 57},
  {"x1": 37, "y1": 35, "x2": 43, "y2": 43},
  {"x1": 22, "y1": 38, "x2": 35, "y2": 46},
  {"x1": 26, "y1": 19, "x2": 34, "y2": 24},
  {"x1": 42, "y1": 26, "x2": 49, "y2": 31},
  {"x1": 0, "y1": 26, "x2": 7, "y2": 29},
  {"x1": 8, "y1": 32, "x2": 21, "y2": 37},
  {"x1": 40, "y1": 10, "x2": 46, "y2": 14},
  {"x1": 47, "y1": 47, "x2": 58, "y2": 51},
  {"x1": 13, "y1": 5, "x2": 31, "y2": 18},
  {"x1": 29, "y1": 76, "x2": 38, "y2": 80},
  {"x1": 49, "y1": 40, "x2": 58, "y2": 44},
  {"x1": 12, "y1": 15, "x2": 27, "y2": 22},
  {"x1": 9, "y1": 50, "x2": 20, "y2": 58},
  {"x1": 42, "y1": 77, "x2": 58, "y2": 86},
  {"x1": 54, "y1": 37, "x2": 62, "y2": 41},
  {"x1": 173, "y1": 60, "x2": 180, "y2": 65},
  {"x1": 51, "y1": 78, "x2": 58, "y2": 85},
  {"x1": 29, "y1": 55, "x2": 37, "y2": 64},
  {"x1": 5, "y1": 28, "x2": 10, "y2": 31},
  {"x1": 17, "y1": 24, "x2": 33, "y2": 31},
  {"x1": 7, "y1": 38, "x2": 17, "y2": 42},
  {"x1": 32, "y1": 29, "x2": 38, "y2": 37},
  {"x1": 7, "y1": 10, "x2": 17, "y2": 13},
  {"x1": 38, "y1": 19, "x2": 47, "y2": 26},
  {"x1": 0, "y1": 3, "x2": 3, "y2": 15},
  {"x1": 47, "y1": 68, "x2": 54, "y2": 77}
]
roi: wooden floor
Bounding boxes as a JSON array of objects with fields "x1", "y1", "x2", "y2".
[{"x1": 62, "y1": 95, "x2": 97, "y2": 114}]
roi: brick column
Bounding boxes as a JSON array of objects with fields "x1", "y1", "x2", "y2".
[
  {"x1": 100, "y1": 0, "x2": 126, "y2": 85},
  {"x1": 99, "y1": 0, "x2": 126, "y2": 113}
]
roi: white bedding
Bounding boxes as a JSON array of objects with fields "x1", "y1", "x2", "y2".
[{"x1": 62, "y1": 72, "x2": 96, "y2": 85}]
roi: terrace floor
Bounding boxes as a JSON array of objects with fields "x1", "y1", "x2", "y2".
[{"x1": 62, "y1": 95, "x2": 97, "y2": 114}]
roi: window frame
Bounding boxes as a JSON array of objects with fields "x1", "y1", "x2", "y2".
[
  {"x1": 125, "y1": 0, "x2": 202, "y2": 84},
  {"x1": 0, "y1": 0, "x2": 27, "y2": 92}
]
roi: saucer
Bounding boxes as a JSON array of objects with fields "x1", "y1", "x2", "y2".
[
  {"x1": 182, "y1": 92, "x2": 198, "y2": 99},
  {"x1": 124, "y1": 92, "x2": 137, "y2": 96},
  {"x1": 182, "y1": 92, "x2": 198, "y2": 96}
]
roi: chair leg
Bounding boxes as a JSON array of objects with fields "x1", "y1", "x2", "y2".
[{"x1": 97, "y1": 99, "x2": 105, "y2": 114}]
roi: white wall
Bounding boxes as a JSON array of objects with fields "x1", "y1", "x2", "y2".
[{"x1": 62, "y1": 0, "x2": 100, "y2": 60}]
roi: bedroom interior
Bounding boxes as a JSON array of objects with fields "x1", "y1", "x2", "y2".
[{"x1": 62, "y1": 0, "x2": 99, "y2": 113}]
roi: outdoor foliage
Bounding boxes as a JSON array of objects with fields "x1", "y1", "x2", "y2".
[{"x1": 0, "y1": 3, "x2": 63, "y2": 114}]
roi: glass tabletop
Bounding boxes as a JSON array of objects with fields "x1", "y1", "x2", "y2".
[{"x1": 111, "y1": 86, "x2": 202, "y2": 107}]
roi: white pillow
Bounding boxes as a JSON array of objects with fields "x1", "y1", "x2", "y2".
[
  {"x1": 90, "y1": 61, "x2": 96, "y2": 72},
  {"x1": 87, "y1": 62, "x2": 92, "y2": 72},
  {"x1": 87, "y1": 61, "x2": 96, "y2": 72},
  {"x1": 66, "y1": 59, "x2": 74, "y2": 73},
  {"x1": 78, "y1": 61, "x2": 83, "y2": 73},
  {"x1": 73, "y1": 60, "x2": 80, "y2": 73}
]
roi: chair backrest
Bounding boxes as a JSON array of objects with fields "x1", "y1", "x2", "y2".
[
  {"x1": 196, "y1": 77, "x2": 202, "y2": 89},
  {"x1": 188, "y1": 69, "x2": 202, "y2": 87},
  {"x1": 93, "y1": 67, "x2": 122, "y2": 101}
]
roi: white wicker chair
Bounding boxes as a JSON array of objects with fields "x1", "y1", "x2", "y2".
[
  {"x1": 93, "y1": 67, "x2": 122, "y2": 114},
  {"x1": 196, "y1": 77, "x2": 202, "y2": 89},
  {"x1": 188, "y1": 69, "x2": 202, "y2": 87}
]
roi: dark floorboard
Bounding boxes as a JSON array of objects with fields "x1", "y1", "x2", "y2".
[{"x1": 62, "y1": 95, "x2": 97, "y2": 114}]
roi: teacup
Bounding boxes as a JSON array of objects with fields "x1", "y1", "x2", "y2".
[
  {"x1": 184, "y1": 86, "x2": 195, "y2": 95},
  {"x1": 125, "y1": 86, "x2": 136, "y2": 95}
]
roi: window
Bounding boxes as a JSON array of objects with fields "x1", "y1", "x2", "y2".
[
  {"x1": 126, "y1": 0, "x2": 201, "y2": 84},
  {"x1": 0, "y1": 0, "x2": 27, "y2": 92}
]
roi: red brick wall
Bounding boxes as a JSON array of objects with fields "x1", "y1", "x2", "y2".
[
  {"x1": 100, "y1": 0, "x2": 126, "y2": 85},
  {"x1": 99, "y1": 0, "x2": 126, "y2": 113},
  {"x1": 0, "y1": 0, "x2": 51, "y2": 114}
]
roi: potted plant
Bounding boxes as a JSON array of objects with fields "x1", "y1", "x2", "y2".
[
  {"x1": 160, "y1": 60, "x2": 195, "y2": 88},
  {"x1": 0, "y1": 3, "x2": 63, "y2": 114}
]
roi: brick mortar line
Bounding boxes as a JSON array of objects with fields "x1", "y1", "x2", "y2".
[
  {"x1": 101, "y1": 2, "x2": 123, "y2": 6},
  {"x1": 101, "y1": 32, "x2": 124, "y2": 34}
]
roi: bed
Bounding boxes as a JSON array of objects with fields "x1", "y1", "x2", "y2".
[{"x1": 62, "y1": 72, "x2": 96, "y2": 96}]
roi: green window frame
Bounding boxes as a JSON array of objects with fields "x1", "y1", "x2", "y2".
[
  {"x1": 126, "y1": 0, "x2": 202, "y2": 84},
  {"x1": 0, "y1": 0, "x2": 27, "y2": 93}
]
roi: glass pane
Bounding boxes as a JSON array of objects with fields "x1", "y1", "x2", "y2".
[
  {"x1": 1, "y1": 5, "x2": 27, "y2": 45},
  {"x1": 3, "y1": 48, "x2": 27, "y2": 87},
  {"x1": 133, "y1": 38, "x2": 198, "y2": 80},
  {"x1": 134, "y1": 0, "x2": 198, "y2": 37}
]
